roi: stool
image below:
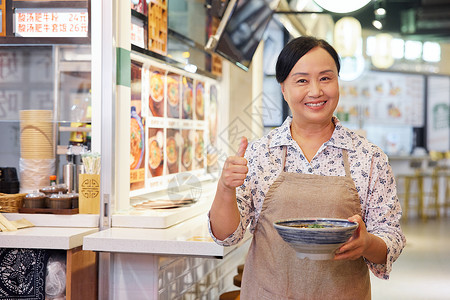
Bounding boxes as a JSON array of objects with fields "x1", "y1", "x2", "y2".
[
  {"x1": 422, "y1": 160, "x2": 440, "y2": 219},
  {"x1": 233, "y1": 273, "x2": 242, "y2": 288},
  {"x1": 219, "y1": 290, "x2": 240, "y2": 300},
  {"x1": 233, "y1": 264, "x2": 244, "y2": 287},
  {"x1": 220, "y1": 264, "x2": 244, "y2": 299},
  {"x1": 396, "y1": 160, "x2": 425, "y2": 221},
  {"x1": 443, "y1": 172, "x2": 450, "y2": 217}
]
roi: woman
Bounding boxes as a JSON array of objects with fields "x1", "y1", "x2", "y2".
[{"x1": 208, "y1": 36, "x2": 406, "y2": 299}]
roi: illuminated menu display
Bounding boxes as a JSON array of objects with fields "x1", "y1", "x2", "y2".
[
  {"x1": 14, "y1": 8, "x2": 88, "y2": 37},
  {"x1": 0, "y1": 0, "x2": 5, "y2": 37}
]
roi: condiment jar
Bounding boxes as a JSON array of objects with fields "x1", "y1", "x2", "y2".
[
  {"x1": 67, "y1": 192, "x2": 79, "y2": 209},
  {"x1": 23, "y1": 191, "x2": 47, "y2": 208},
  {"x1": 46, "y1": 192, "x2": 72, "y2": 209},
  {"x1": 40, "y1": 183, "x2": 68, "y2": 195}
]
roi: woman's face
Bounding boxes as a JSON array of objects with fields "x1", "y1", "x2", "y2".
[{"x1": 280, "y1": 47, "x2": 339, "y2": 127}]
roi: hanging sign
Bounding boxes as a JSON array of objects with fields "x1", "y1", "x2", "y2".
[{"x1": 14, "y1": 8, "x2": 88, "y2": 37}]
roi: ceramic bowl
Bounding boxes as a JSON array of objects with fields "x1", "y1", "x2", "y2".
[{"x1": 273, "y1": 218, "x2": 359, "y2": 260}]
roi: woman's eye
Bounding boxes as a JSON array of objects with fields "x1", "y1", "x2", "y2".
[
  {"x1": 320, "y1": 77, "x2": 331, "y2": 81},
  {"x1": 297, "y1": 79, "x2": 307, "y2": 83}
]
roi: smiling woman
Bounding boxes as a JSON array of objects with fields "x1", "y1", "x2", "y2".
[{"x1": 209, "y1": 36, "x2": 406, "y2": 300}]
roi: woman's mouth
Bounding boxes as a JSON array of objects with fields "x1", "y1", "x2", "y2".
[{"x1": 305, "y1": 101, "x2": 326, "y2": 107}]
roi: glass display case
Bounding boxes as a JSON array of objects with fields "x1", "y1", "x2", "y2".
[{"x1": 0, "y1": 45, "x2": 91, "y2": 195}]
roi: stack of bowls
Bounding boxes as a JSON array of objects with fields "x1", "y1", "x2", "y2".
[{"x1": 19, "y1": 110, "x2": 55, "y2": 193}]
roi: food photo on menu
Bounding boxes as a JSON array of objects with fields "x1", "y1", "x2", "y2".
[
  {"x1": 166, "y1": 128, "x2": 181, "y2": 174},
  {"x1": 182, "y1": 76, "x2": 193, "y2": 120},
  {"x1": 149, "y1": 67, "x2": 165, "y2": 117},
  {"x1": 130, "y1": 106, "x2": 145, "y2": 171},
  {"x1": 207, "y1": 85, "x2": 219, "y2": 172},
  {"x1": 208, "y1": 84, "x2": 218, "y2": 145},
  {"x1": 194, "y1": 130, "x2": 205, "y2": 170},
  {"x1": 148, "y1": 127, "x2": 164, "y2": 177},
  {"x1": 130, "y1": 62, "x2": 146, "y2": 190},
  {"x1": 167, "y1": 72, "x2": 181, "y2": 119},
  {"x1": 195, "y1": 81, "x2": 205, "y2": 120},
  {"x1": 180, "y1": 129, "x2": 193, "y2": 172}
]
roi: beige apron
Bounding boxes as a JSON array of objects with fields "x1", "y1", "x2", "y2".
[{"x1": 240, "y1": 147, "x2": 371, "y2": 300}]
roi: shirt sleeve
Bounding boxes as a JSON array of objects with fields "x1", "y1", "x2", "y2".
[{"x1": 363, "y1": 150, "x2": 406, "y2": 279}]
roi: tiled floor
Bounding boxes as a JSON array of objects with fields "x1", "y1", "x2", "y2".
[{"x1": 371, "y1": 217, "x2": 450, "y2": 300}]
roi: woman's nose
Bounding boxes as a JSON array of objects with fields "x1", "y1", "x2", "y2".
[{"x1": 308, "y1": 81, "x2": 322, "y2": 97}]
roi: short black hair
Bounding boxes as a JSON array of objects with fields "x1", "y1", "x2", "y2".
[{"x1": 275, "y1": 36, "x2": 340, "y2": 83}]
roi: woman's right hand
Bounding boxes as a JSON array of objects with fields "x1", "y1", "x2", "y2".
[
  {"x1": 210, "y1": 137, "x2": 248, "y2": 240},
  {"x1": 219, "y1": 136, "x2": 249, "y2": 191}
]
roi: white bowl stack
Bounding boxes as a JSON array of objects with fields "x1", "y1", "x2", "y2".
[{"x1": 19, "y1": 110, "x2": 55, "y2": 193}]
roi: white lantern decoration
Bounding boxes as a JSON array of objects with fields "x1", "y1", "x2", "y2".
[
  {"x1": 372, "y1": 33, "x2": 394, "y2": 69},
  {"x1": 334, "y1": 17, "x2": 362, "y2": 57}
]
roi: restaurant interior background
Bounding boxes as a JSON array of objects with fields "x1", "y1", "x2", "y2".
[{"x1": 0, "y1": 0, "x2": 450, "y2": 299}]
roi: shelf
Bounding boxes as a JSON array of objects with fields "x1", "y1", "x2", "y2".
[
  {"x1": 57, "y1": 145, "x2": 87, "y2": 155},
  {"x1": 59, "y1": 127, "x2": 91, "y2": 132}
]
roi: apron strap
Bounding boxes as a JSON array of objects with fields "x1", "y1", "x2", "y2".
[
  {"x1": 281, "y1": 146, "x2": 287, "y2": 171},
  {"x1": 342, "y1": 150, "x2": 352, "y2": 178}
]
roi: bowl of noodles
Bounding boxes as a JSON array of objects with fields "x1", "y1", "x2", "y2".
[
  {"x1": 148, "y1": 138, "x2": 163, "y2": 175},
  {"x1": 273, "y1": 218, "x2": 358, "y2": 260},
  {"x1": 167, "y1": 79, "x2": 179, "y2": 108},
  {"x1": 130, "y1": 106, "x2": 144, "y2": 170},
  {"x1": 166, "y1": 137, "x2": 178, "y2": 165},
  {"x1": 183, "y1": 83, "x2": 193, "y2": 118},
  {"x1": 150, "y1": 72, "x2": 164, "y2": 102},
  {"x1": 195, "y1": 83, "x2": 204, "y2": 119},
  {"x1": 182, "y1": 143, "x2": 192, "y2": 169}
]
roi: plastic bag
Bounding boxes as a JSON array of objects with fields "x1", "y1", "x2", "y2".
[{"x1": 45, "y1": 253, "x2": 66, "y2": 299}]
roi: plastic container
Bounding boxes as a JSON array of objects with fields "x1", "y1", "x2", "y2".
[{"x1": 23, "y1": 191, "x2": 47, "y2": 208}]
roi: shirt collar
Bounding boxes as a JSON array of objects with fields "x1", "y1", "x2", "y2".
[{"x1": 269, "y1": 116, "x2": 354, "y2": 151}]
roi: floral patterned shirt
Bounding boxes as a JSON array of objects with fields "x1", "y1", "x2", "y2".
[{"x1": 209, "y1": 116, "x2": 406, "y2": 279}]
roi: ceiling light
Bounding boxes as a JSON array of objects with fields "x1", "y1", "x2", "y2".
[
  {"x1": 423, "y1": 42, "x2": 441, "y2": 62},
  {"x1": 375, "y1": 8, "x2": 386, "y2": 16},
  {"x1": 184, "y1": 64, "x2": 197, "y2": 73},
  {"x1": 313, "y1": 0, "x2": 371, "y2": 13},
  {"x1": 372, "y1": 20, "x2": 383, "y2": 30},
  {"x1": 405, "y1": 40, "x2": 422, "y2": 60}
]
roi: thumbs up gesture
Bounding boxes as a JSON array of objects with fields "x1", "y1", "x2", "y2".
[{"x1": 220, "y1": 137, "x2": 249, "y2": 190}]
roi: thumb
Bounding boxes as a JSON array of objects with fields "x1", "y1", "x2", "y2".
[{"x1": 236, "y1": 136, "x2": 248, "y2": 157}]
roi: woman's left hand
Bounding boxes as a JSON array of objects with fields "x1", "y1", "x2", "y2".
[{"x1": 334, "y1": 215, "x2": 371, "y2": 261}]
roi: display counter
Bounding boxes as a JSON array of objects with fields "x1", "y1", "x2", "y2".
[
  {"x1": 83, "y1": 207, "x2": 251, "y2": 299},
  {"x1": 84, "y1": 213, "x2": 250, "y2": 257},
  {"x1": 0, "y1": 226, "x2": 98, "y2": 249}
]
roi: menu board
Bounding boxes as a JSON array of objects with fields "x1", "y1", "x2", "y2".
[
  {"x1": 14, "y1": 8, "x2": 89, "y2": 38},
  {"x1": 130, "y1": 59, "x2": 220, "y2": 195},
  {"x1": 337, "y1": 71, "x2": 425, "y2": 127},
  {"x1": 427, "y1": 76, "x2": 450, "y2": 151}
]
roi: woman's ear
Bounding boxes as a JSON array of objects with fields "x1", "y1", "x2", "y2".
[{"x1": 280, "y1": 83, "x2": 287, "y2": 101}]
